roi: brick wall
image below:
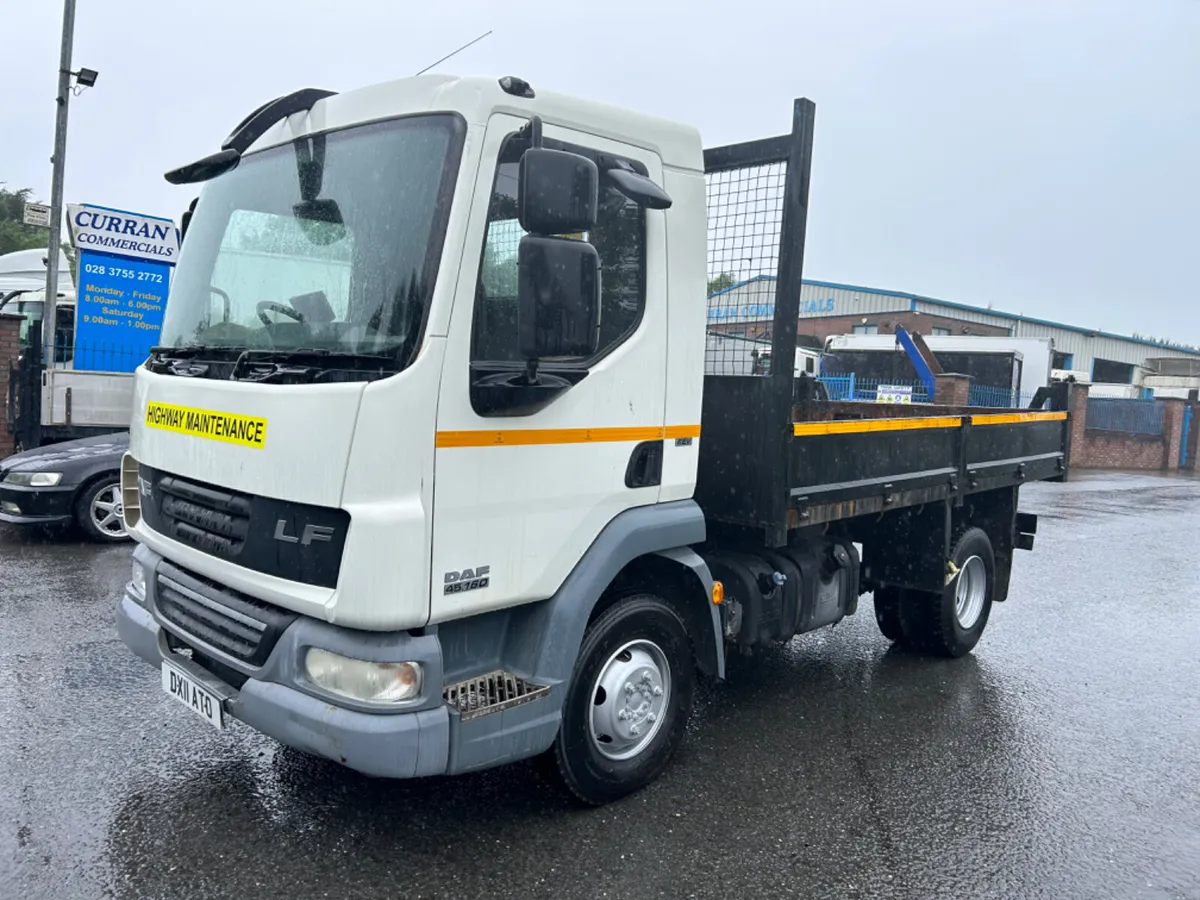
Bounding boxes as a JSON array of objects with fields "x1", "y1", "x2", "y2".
[
  {"x1": 1162, "y1": 399, "x2": 1187, "y2": 470},
  {"x1": 711, "y1": 310, "x2": 1009, "y2": 343},
  {"x1": 798, "y1": 311, "x2": 1009, "y2": 343},
  {"x1": 0, "y1": 315, "x2": 20, "y2": 459},
  {"x1": 934, "y1": 373, "x2": 973, "y2": 407},
  {"x1": 1074, "y1": 429, "x2": 1166, "y2": 470},
  {"x1": 1066, "y1": 382, "x2": 1193, "y2": 471},
  {"x1": 1066, "y1": 383, "x2": 1089, "y2": 469}
]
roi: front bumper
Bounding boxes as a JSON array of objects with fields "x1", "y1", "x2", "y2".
[
  {"x1": 117, "y1": 546, "x2": 450, "y2": 778},
  {"x1": 0, "y1": 481, "x2": 75, "y2": 525}
]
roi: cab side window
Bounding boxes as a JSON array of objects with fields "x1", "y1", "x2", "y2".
[{"x1": 471, "y1": 136, "x2": 645, "y2": 364}]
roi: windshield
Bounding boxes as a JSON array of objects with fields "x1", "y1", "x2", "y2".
[{"x1": 160, "y1": 114, "x2": 464, "y2": 368}]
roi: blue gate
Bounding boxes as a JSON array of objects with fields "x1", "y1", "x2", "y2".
[{"x1": 1183, "y1": 405, "x2": 1193, "y2": 468}]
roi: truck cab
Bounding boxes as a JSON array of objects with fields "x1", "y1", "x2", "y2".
[{"x1": 119, "y1": 75, "x2": 716, "y2": 802}]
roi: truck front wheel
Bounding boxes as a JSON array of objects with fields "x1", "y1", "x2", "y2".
[
  {"x1": 901, "y1": 527, "x2": 995, "y2": 658},
  {"x1": 549, "y1": 594, "x2": 695, "y2": 805}
]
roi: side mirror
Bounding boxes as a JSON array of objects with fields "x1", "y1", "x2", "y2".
[
  {"x1": 605, "y1": 163, "x2": 673, "y2": 210},
  {"x1": 517, "y1": 235, "x2": 601, "y2": 359},
  {"x1": 518, "y1": 148, "x2": 599, "y2": 235}
]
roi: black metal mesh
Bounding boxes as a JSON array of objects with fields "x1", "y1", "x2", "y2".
[{"x1": 704, "y1": 161, "x2": 787, "y2": 376}]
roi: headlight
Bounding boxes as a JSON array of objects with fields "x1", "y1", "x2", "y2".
[
  {"x1": 5, "y1": 471, "x2": 63, "y2": 487},
  {"x1": 303, "y1": 648, "x2": 423, "y2": 704},
  {"x1": 130, "y1": 562, "x2": 147, "y2": 601}
]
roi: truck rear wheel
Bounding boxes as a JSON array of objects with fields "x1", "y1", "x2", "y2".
[
  {"x1": 872, "y1": 587, "x2": 908, "y2": 644},
  {"x1": 549, "y1": 594, "x2": 695, "y2": 805},
  {"x1": 901, "y1": 527, "x2": 994, "y2": 658}
]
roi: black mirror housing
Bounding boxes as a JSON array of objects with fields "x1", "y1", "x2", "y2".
[
  {"x1": 518, "y1": 148, "x2": 599, "y2": 235},
  {"x1": 605, "y1": 165, "x2": 673, "y2": 210},
  {"x1": 518, "y1": 235, "x2": 601, "y2": 359}
]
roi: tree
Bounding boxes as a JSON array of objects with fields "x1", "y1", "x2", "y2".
[
  {"x1": 708, "y1": 272, "x2": 736, "y2": 295},
  {"x1": 0, "y1": 186, "x2": 51, "y2": 256}
]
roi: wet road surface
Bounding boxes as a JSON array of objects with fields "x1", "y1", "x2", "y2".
[{"x1": 2, "y1": 470, "x2": 1198, "y2": 899}]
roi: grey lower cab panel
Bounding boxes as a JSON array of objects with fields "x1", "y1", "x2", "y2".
[{"x1": 445, "y1": 684, "x2": 564, "y2": 775}]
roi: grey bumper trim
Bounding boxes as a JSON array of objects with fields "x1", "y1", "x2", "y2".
[{"x1": 116, "y1": 587, "x2": 450, "y2": 779}]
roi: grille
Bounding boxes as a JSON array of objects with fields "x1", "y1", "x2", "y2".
[
  {"x1": 444, "y1": 671, "x2": 550, "y2": 721},
  {"x1": 158, "y1": 475, "x2": 251, "y2": 557},
  {"x1": 154, "y1": 563, "x2": 294, "y2": 666}
]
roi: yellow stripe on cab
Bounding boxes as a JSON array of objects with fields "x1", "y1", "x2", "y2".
[{"x1": 436, "y1": 425, "x2": 701, "y2": 448}]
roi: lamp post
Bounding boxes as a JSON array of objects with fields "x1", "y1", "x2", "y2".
[{"x1": 37, "y1": 0, "x2": 96, "y2": 447}]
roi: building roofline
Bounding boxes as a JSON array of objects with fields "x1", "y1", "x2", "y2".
[{"x1": 708, "y1": 275, "x2": 1200, "y2": 357}]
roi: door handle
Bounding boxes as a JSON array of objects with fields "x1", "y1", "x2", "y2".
[{"x1": 625, "y1": 441, "x2": 663, "y2": 489}]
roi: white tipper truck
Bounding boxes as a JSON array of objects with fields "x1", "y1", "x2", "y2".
[{"x1": 117, "y1": 75, "x2": 1071, "y2": 804}]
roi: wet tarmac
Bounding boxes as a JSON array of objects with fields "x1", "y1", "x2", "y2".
[{"x1": 1, "y1": 470, "x2": 1198, "y2": 900}]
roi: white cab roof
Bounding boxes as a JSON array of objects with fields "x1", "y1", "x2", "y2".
[{"x1": 244, "y1": 74, "x2": 704, "y2": 172}]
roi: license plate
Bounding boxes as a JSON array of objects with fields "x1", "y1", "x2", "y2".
[{"x1": 161, "y1": 662, "x2": 224, "y2": 730}]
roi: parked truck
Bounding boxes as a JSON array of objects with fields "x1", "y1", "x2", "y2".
[{"x1": 116, "y1": 75, "x2": 1071, "y2": 804}]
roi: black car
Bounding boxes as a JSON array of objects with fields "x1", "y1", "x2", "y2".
[{"x1": 0, "y1": 433, "x2": 130, "y2": 542}]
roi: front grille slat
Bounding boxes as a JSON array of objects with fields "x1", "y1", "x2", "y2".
[
  {"x1": 159, "y1": 587, "x2": 264, "y2": 646},
  {"x1": 153, "y1": 562, "x2": 298, "y2": 668},
  {"x1": 158, "y1": 600, "x2": 258, "y2": 660},
  {"x1": 158, "y1": 475, "x2": 251, "y2": 556}
]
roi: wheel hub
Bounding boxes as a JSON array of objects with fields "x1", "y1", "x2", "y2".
[
  {"x1": 954, "y1": 555, "x2": 986, "y2": 629},
  {"x1": 588, "y1": 640, "x2": 670, "y2": 761},
  {"x1": 91, "y1": 486, "x2": 127, "y2": 536}
]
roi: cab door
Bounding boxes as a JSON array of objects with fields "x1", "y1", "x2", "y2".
[{"x1": 430, "y1": 114, "x2": 668, "y2": 622}]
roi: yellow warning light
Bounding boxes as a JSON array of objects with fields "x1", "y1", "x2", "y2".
[{"x1": 711, "y1": 580, "x2": 724, "y2": 605}]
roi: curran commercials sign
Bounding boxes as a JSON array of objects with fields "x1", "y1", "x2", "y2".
[
  {"x1": 67, "y1": 204, "x2": 179, "y2": 264},
  {"x1": 66, "y1": 204, "x2": 179, "y2": 372}
]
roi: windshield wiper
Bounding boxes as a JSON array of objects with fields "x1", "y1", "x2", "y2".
[
  {"x1": 230, "y1": 349, "x2": 398, "y2": 384},
  {"x1": 146, "y1": 345, "x2": 245, "y2": 377},
  {"x1": 146, "y1": 346, "x2": 398, "y2": 383}
]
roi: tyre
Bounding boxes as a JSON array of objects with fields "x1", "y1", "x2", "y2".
[
  {"x1": 900, "y1": 527, "x2": 994, "y2": 658},
  {"x1": 872, "y1": 586, "x2": 908, "y2": 644},
  {"x1": 75, "y1": 476, "x2": 130, "y2": 543},
  {"x1": 548, "y1": 594, "x2": 695, "y2": 805}
]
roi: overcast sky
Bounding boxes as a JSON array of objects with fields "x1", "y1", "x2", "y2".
[{"x1": 4, "y1": 0, "x2": 1198, "y2": 341}]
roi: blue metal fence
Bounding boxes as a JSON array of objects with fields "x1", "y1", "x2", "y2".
[
  {"x1": 818, "y1": 375, "x2": 931, "y2": 403},
  {"x1": 1086, "y1": 397, "x2": 1164, "y2": 436},
  {"x1": 967, "y1": 384, "x2": 1039, "y2": 409},
  {"x1": 852, "y1": 377, "x2": 931, "y2": 403},
  {"x1": 817, "y1": 374, "x2": 855, "y2": 400}
]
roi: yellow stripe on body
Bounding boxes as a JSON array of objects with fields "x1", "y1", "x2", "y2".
[
  {"x1": 971, "y1": 411, "x2": 1068, "y2": 426},
  {"x1": 792, "y1": 416, "x2": 963, "y2": 437}
]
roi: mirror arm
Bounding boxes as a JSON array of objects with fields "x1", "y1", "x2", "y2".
[
  {"x1": 519, "y1": 115, "x2": 544, "y2": 149},
  {"x1": 522, "y1": 356, "x2": 540, "y2": 385}
]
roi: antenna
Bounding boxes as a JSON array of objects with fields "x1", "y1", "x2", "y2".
[{"x1": 414, "y1": 30, "x2": 493, "y2": 77}]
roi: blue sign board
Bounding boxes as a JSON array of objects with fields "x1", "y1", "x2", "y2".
[
  {"x1": 73, "y1": 254, "x2": 171, "y2": 372},
  {"x1": 67, "y1": 204, "x2": 178, "y2": 373}
]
